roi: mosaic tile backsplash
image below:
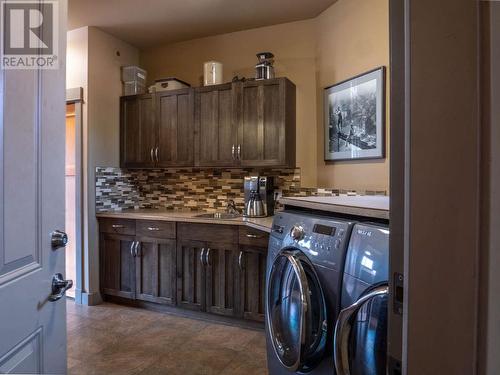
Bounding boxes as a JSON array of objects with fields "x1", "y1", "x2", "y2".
[{"x1": 95, "y1": 167, "x2": 386, "y2": 213}]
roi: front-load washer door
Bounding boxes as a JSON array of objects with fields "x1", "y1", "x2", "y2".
[{"x1": 267, "y1": 248, "x2": 328, "y2": 373}]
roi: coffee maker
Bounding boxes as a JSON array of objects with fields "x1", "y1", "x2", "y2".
[{"x1": 243, "y1": 176, "x2": 275, "y2": 217}]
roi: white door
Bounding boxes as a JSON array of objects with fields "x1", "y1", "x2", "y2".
[{"x1": 0, "y1": 0, "x2": 68, "y2": 373}]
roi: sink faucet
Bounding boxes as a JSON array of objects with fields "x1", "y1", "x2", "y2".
[{"x1": 226, "y1": 199, "x2": 240, "y2": 215}]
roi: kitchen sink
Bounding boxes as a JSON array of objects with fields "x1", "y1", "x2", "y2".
[{"x1": 194, "y1": 212, "x2": 241, "y2": 220}]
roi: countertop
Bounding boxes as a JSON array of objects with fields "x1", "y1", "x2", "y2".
[
  {"x1": 96, "y1": 208, "x2": 274, "y2": 233},
  {"x1": 280, "y1": 195, "x2": 390, "y2": 220}
]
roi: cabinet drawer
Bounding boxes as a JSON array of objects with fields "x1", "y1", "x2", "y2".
[
  {"x1": 136, "y1": 220, "x2": 176, "y2": 239},
  {"x1": 178, "y1": 223, "x2": 238, "y2": 244},
  {"x1": 99, "y1": 218, "x2": 136, "y2": 235},
  {"x1": 238, "y1": 227, "x2": 269, "y2": 248}
]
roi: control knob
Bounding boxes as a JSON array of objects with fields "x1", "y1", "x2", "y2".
[{"x1": 290, "y1": 225, "x2": 305, "y2": 241}]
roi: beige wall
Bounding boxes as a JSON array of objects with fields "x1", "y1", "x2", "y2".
[
  {"x1": 140, "y1": 0, "x2": 389, "y2": 190},
  {"x1": 86, "y1": 27, "x2": 139, "y2": 302},
  {"x1": 315, "y1": 0, "x2": 390, "y2": 189},
  {"x1": 66, "y1": 26, "x2": 139, "y2": 304},
  {"x1": 141, "y1": 20, "x2": 319, "y2": 186},
  {"x1": 67, "y1": 27, "x2": 88, "y2": 91}
]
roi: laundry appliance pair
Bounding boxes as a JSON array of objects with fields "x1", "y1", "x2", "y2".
[{"x1": 266, "y1": 210, "x2": 389, "y2": 375}]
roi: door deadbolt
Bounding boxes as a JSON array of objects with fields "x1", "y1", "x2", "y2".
[{"x1": 51, "y1": 230, "x2": 68, "y2": 250}]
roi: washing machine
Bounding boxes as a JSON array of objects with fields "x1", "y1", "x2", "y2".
[
  {"x1": 265, "y1": 210, "x2": 356, "y2": 375},
  {"x1": 333, "y1": 223, "x2": 390, "y2": 375}
]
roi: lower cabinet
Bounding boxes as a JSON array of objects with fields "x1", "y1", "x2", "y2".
[
  {"x1": 176, "y1": 240, "x2": 206, "y2": 311},
  {"x1": 100, "y1": 233, "x2": 136, "y2": 299},
  {"x1": 176, "y1": 238, "x2": 238, "y2": 317},
  {"x1": 99, "y1": 218, "x2": 268, "y2": 324},
  {"x1": 100, "y1": 233, "x2": 177, "y2": 304},
  {"x1": 205, "y1": 243, "x2": 238, "y2": 317},
  {"x1": 135, "y1": 238, "x2": 176, "y2": 305},
  {"x1": 237, "y1": 246, "x2": 267, "y2": 322}
]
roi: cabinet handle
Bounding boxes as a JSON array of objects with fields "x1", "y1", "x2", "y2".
[
  {"x1": 237, "y1": 144, "x2": 241, "y2": 160},
  {"x1": 147, "y1": 227, "x2": 160, "y2": 231},
  {"x1": 231, "y1": 144, "x2": 235, "y2": 160},
  {"x1": 206, "y1": 248, "x2": 211, "y2": 266},
  {"x1": 238, "y1": 251, "x2": 244, "y2": 270},
  {"x1": 112, "y1": 224, "x2": 125, "y2": 229},
  {"x1": 200, "y1": 248, "x2": 206, "y2": 265},
  {"x1": 130, "y1": 241, "x2": 135, "y2": 257},
  {"x1": 135, "y1": 242, "x2": 141, "y2": 257},
  {"x1": 155, "y1": 147, "x2": 159, "y2": 162},
  {"x1": 246, "y1": 234, "x2": 263, "y2": 239},
  {"x1": 150, "y1": 147, "x2": 154, "y2": 163}
]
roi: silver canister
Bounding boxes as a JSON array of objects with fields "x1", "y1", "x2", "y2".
[{"x1": 255, "y1": 52, "x2": 275, "y2": 80}]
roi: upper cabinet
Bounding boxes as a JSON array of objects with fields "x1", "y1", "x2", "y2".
[
  {"x1": 156, "y1": 88, "x2": 195, "y2": 167},
  {"x1": 195, "y1": 83, "x2": 237, "y2": 167},
  {"x1": 120, "y1": 78, "x2": 296, "y2": 169},
  {"x1": 237, "y1": 78, "x2": 296, "y2": 167},
  {"x1": 121, "y1": 89, "x2": 195, "y2": 168},
  {"x1": 120, "y1": 94, "x2": 156, "y2": 168}
]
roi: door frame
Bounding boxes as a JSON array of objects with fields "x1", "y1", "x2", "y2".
[
  {"x1": 66, "y1": 87, "x2": 84, "y2": 304},
  {"x1": 388, "y1": 0, "x2": 481, "y2": 374},
  {"x1": 478, "y1": 3, "x2": 500, "y2": 374},
  {"x1": 387, "y1": 0, "x2": 405, "y2": 372}
]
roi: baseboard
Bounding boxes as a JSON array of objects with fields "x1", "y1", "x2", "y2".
[
  {"x1": 74, "y1": 288, "x2": 83, "y2": 304},
  {"x1": 81, "y1": 291, "x2": 103, "y2": 306}
]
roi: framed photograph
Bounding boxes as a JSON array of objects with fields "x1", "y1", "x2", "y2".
[{"x1": 324, "y1": 67, "x2": 386, "y2": 161}]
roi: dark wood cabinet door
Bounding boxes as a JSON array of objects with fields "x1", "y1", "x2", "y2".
[
  {"x1": 157, "y1": 89, "x2": 195, "y2": 167},
  {"x1": 236, "y1": 245, "x2": 267, "y2": 322},
  {"x1": 100, "y1": 233, "x2": 136, "y2": 299},
  {"x1": 195, "y1": 83, "x2": 238, "y2": 167},
  {"x1": 176, "y1": 240, "x2": 206, "y2": 311},
  {"x1": 237, "y1": 78, "x2": 296, "y2": 167},
  {"x1": 135, "y1": 238, "x2": 176, "y2": 305},
  {"x1": 205, "y1": 243, "x2": 238, "y2": 317},
  {"x1": 120, "y1": 94, "x2": 156, "y2": 168}
]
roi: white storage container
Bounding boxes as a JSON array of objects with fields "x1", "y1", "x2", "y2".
[
  {"x1": 123, "y1": 81, "x2": 146, "y2": 96},
  {"x1": 121, "y1": 66, "x2": 147, "y2": 85},
  {"x1": 153, "y1": 78, "x2": 190, "y2": 92},
  {"x1": 203, "y1": 61, "x2": 223, "y2": 86}
]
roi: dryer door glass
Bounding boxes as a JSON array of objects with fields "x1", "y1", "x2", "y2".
[
  {"x1": 349, "y1": 290, "x2": 388, "y2": 375},
  {"x1": 333, "y1": 285, "x2": 388, "y2": 375},
  {"x1": 267, "y1": 249, "x2": 328, "y2": 372}
]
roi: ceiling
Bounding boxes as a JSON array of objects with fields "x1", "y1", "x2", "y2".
[{"x1": 68, "y1": 0, "x2": 337, "y2": 49}]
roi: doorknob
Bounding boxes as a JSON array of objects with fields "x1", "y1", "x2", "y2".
[
  {"x1": 48, "y1": 273, "x2": 73, "y2": 302},
  {"x1": 51, "y1": 230, "x2": 68, "y2": 250}
]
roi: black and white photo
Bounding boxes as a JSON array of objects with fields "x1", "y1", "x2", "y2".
[{"x1": 324, "y1": 67, "x2": 386, "y2": 161}]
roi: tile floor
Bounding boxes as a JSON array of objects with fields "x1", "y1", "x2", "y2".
[{"x1": 66, "y1": 300, "x2": 268, "y2": 375}]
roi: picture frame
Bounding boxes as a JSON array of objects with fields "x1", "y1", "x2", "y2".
[{"x1": 324, "y1": 67, "x2": 386, "y2": 161}]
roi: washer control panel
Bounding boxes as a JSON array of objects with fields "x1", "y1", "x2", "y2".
[
  {"x1": 270, "y1": 211, "x2": 356, "y2": 270},
  {"x1": 312, "y1": 223, "x2": 341, "y2": 251},
  {"x1": 308, "y1": 223, "x2": 347, "y2": 253}
]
